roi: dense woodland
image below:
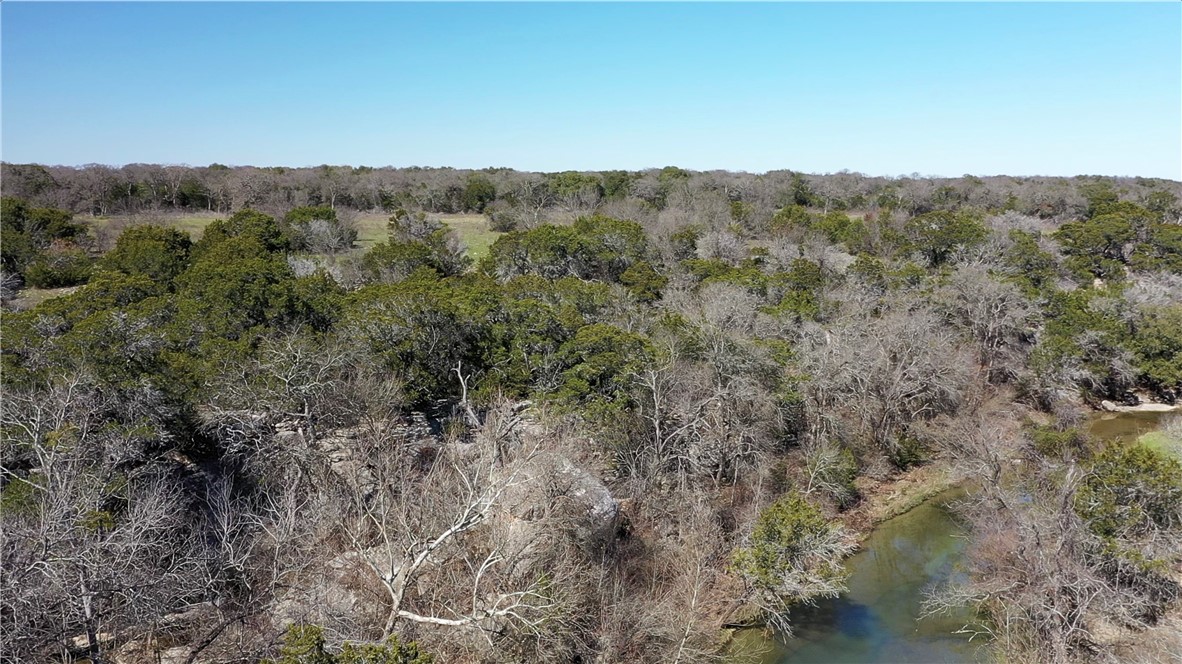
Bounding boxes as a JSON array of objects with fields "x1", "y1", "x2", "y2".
[{"x1": 2, "y1": 163, "x2": 1182, "y2": 664}]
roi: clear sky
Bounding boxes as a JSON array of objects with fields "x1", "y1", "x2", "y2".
[{"x1": 2, "y1": 2, "x2": 1179, "y2": 178}]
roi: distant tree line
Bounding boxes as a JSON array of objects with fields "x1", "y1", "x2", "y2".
[{"x1": 3, "y1": 162, "x2": 1179, "y2": 223}]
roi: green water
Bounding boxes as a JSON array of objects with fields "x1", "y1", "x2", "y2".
[
  {"x1": 1087, "y1": 410, "x2": 1166, "y2": 444},
  {"x1": 734, "y1": 492, "x2": 988, "y2": 664},
  {"x1": 736, "y1": 412, "x2": 1170, "y2": 664}
]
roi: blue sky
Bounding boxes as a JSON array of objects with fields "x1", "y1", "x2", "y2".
[{"x1": 2, "y1": 2, "x2": 1179, "y2": 178}]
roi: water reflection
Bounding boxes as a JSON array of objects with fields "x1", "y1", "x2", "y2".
[
  {"x1": 738, "y1": 494, "x2": 989, "y2": 664},
  {"x1": 734, "y1": 412, "x2": 1168, "y2": 664},
  {"x1": 1087, "y1": 411, "x2": 1166, "y2": 443}
]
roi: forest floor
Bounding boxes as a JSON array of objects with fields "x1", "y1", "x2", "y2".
[{"x1": 1099, "y1": 598, "x2": 1182, "y2": 661}]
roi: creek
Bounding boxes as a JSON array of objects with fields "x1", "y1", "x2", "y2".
[
  {"x1": 734, "y1": 410, "x2": 1172, "y2": 664},
  {"x1": 731, "y1": 489, "x2": 986, "y2": 663}
]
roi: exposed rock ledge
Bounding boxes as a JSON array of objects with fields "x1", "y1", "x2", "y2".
[{"x1": 1099, "y1": 400, "x2": 1179, "y2": 413}]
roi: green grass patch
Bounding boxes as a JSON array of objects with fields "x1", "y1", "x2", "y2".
[
  {"x1": 352, "y1": 212, "x2": 501, "y2": 260},
  {"x1": 443, "y1": 214, "x2": 501, "y2": 261},
  {"x1": 1139, "y1": 430, "x2": 1182, "y2": 460},
  {"x1": 88, "y1": 213, "x2": 222, "y2": 237},
  {"x1": 352, "y1": 213, "x2": 390, "y2": 249},
  {"x1": 84, "y1": 213, "x2": 222, "y2": 250},
  {"x1": 166, "y1": 214, "x2": 221, "y2": 238},
  {"x1": 82, "y1": 211, "x2": 502, "y2": 266},
  {"x1": 9, "y1": 286, "x2": 81, "y2": 310}
]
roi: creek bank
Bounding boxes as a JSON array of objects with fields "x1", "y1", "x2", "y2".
[
  {"x1": 719, "y1": 458, "x2": 967, "y2": 642},
  {"x1": 1105, "y1": 609, "x2": 1182, "y2": 663},
  {"x1": 746, "y1": 411, "x2": 1181, "y2": 663},
  {"x1": 731, "y1": 487, "x2": 982, "y2": 664},
  {"x1": 1088, "y1": 412, "x2": 1182, "y2": 661},
  {"x1": 1099, "y1": 400, "x2": 1179, "y2": 413},
  {"x1": 838, "y1": 458, "x2": 966, "y2": 543}
]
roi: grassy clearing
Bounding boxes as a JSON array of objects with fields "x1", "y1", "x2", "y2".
[
  {"x1": 8, "y1": 286, "x2": 81, "y2": 311},
  {"x1": 85, "y1": 212, "x2": 222, "y2": 236},
  {"x1": 1139, "y1": 430, "x2": 1182, "y2": 459},
  {"x1": 166, "y1": 214, "x2": 221, "y2": 238},
  {"x1": 85, "y1": 210, "x2": 502, "y2": 261},
  {"x1": 444, "y1": 214, "x2": 502, "y2": 261},
  {"x1": 83, "y1": 213, "x2": 222, "y2": 250},
  {"x1": 351, "y1": 213, "x2": 389, "y2": 249},
  {"x1": 353, "y1": 212, "x2": 501, "y2": 260},
  {"x1": 7, "y1": 211, "x2": 502, "y2": 308}
]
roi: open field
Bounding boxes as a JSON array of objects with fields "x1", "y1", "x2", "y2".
[
  {"x1": 347, "y1": 212, "x2": 501, "y2": 260},
  {"x1": 7, "y1": 211, "x2": 505, "y2": 311},
  {"x1": 83, "y1": 211, "x2": 501, "y2": 260},
  {"x1": 82, "y1": 212, "x2": 223, "y2": 250},
  {"x1": 441, "y1": 214, "x2": 502, "y2": 260}
]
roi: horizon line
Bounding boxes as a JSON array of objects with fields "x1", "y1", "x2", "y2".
[{"x1": 4, "y1": 160, "x2": 1179, "y2": 183}]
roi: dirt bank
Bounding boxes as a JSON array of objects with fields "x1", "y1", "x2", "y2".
[{"x1": 839, "y1": 459, "x2": 966, "y2": 542}]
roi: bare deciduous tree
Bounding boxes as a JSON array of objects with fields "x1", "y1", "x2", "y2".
[
  {"x1": 933, "y1": 264, "x2": 1036, "y2": 381},
  {"x1": 926, "y1": 466, "x2": 1110, "y2": 663},
  {"x1": 2, "y1": 377, "x2": 202, "y2": 663},
  {"x1": 332, "y1": 405, "x2": 565, "y2": 650},
  {"x1": 799, "y1": 306, "x2": 975, "y2": 463}
]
